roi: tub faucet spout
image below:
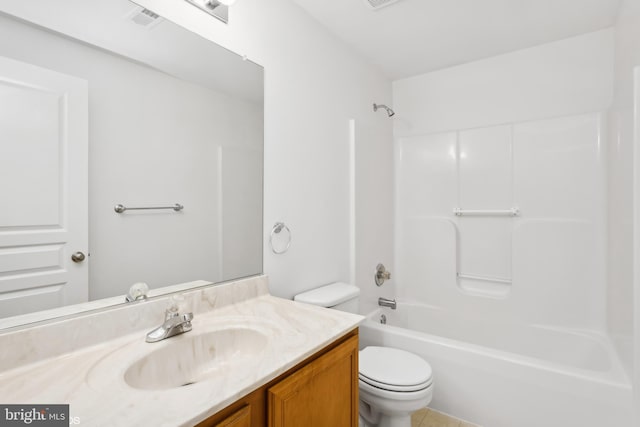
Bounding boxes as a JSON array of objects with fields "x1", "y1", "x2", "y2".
[{"x1": 378, "y1": 297, "x2": 396, "y2": 310}]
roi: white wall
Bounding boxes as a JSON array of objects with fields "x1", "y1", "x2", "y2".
[
  {"x1": 392, "y1": 30, "x2": 614, "y2": 331},
  {"x1": 613, "y1": 0, "x2": 640, "y2": 418},
  {"x1": 394, "y1": 29, "x2": 613, "y2": 136},
  {"x1": 353, "y1": 117, "x2": 395, "y2": 312},
  {"x1": 133, "y1": 0, "x2": 393, "y2": 299},
  {"x1": 0, "y1": 15, "x2": 263, "y2": 299},
  {"x1": 634, "y1": 66, "x2": 640, "y2": 427}
]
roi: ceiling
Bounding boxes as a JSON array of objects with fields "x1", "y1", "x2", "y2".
[{"x1": 291, "y1": 0, "x2": 622, "y2": 80}]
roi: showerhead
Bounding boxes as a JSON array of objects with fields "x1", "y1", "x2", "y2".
[{"x1": 373, "y1": 103, "x2": 395, "y2": 117}]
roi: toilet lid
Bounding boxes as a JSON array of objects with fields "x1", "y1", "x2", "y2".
[{"x1": 359, "y1": 346, "x2": 432, "y2": 392}]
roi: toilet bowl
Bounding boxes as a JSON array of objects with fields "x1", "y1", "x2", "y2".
[
  {"x1": 358, "y1": 346, "x2": 433, "y2": 427},
  {"x1": 294, "y1": 283, "x2": 434, "y2": 427}
]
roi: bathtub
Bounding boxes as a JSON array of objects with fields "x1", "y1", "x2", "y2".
[{"x1": 358, "y1": 302, "x2": 633, "y2": 427}]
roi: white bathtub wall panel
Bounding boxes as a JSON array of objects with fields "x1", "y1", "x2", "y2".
[
  {"x1": 458, "y1": 125, "x2": 513, "y2": 209},
  {"x1": 456, "y1": 126, "x2": 513, "y2": 294},
  {"x1": 393, "y1": 26, "x2": 614, "y2": 344},
  {"x1": 457, "y1": 218, "x2": 512, "y2": 284},
  {"x1": 512, "y1": 220, "x2": 603, "y2": 329},
  {"x1": 513, "y1": 113, "x2": 606, "y2": 219},
  {"x1": 396, "y1": 218, "x2": 457, "y2": 303},
  {"x1": 396, "y1": 133, "x2": 457, "y2": 217},
  {"x1": 396, "y1": 113, "x2": 607, "y2": 329},
  {"x1": 395, "y1": 132, "x2": 458, "y2": 303},
  {"x1": 396, "y1": 220, "x2": 517, "y2": 320},
  {"x1": 393, "y1": 29, "x2": 614, "y2": 137},
  {"x1": 512, "y1": 113, "x2": 606, "y2": 329}
]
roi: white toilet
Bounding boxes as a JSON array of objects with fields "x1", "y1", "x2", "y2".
[{"x1": 294, "y1": 282, "x2": 433, "y2": 427}]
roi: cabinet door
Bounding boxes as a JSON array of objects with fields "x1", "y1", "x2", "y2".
[
  {"x1": 268, "y1": 335, "x2": 358, "y2": 427},
  {"x1": 214, "y1": 405, "x2": 251, "y2": 427}
]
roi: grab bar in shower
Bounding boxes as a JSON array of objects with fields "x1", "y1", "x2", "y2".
[
  {"x1": 457, "y1": 273, "x2": 512, "y2": 284},
  {"x1": 114, "y1": 203, "x2": 184, "y2": 213},
  {"x1": 453, "y1": 207, "x2": 520, "y2": 217}
]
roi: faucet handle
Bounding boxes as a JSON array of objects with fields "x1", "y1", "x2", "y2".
[
  {"x1": 164, "y1": 294, "x2": 187, "y2": 319},
  {"x1": 125, "y1": 282, "x2": 149, "y2": 303},
  {"x1": 179, "y1": 312, "x2": 194, "y2": 333},
  {"x1": 375, "y1": 263, "x2": 392, "y2": 286}
]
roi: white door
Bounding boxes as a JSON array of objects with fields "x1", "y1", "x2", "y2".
[{"x1": 0, "y1": 55, "x2": 88, "y2": 318}]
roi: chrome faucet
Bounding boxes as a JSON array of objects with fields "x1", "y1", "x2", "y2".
[
  {"x1": 378, "y1": 297, "x2": 397, "y2": 310},
  {"x1": 146, "y1": 301, "x2": 194, "y2": 343}
]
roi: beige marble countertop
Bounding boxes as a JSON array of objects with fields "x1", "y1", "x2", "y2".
[{"x1": 0, "y1": 277, "x2": 363, "y2": 426}]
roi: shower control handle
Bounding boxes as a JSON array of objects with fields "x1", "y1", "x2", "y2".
[{"x1": 375, "y1": 263, "x2": 391, "y2": 286}]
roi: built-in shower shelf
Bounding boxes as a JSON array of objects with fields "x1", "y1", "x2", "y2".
[
  {"x1": 456, "y1": 273, "x2": 511, "y2": 298},
  {"x1": 456, "y1": 273, "x2": 511, "y2": 284}
]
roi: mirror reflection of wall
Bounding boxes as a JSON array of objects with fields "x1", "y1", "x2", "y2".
[{"x1": 0, "y1": 3, "x2": 263, "y2": 321}]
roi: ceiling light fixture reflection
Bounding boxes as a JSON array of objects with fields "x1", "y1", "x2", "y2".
[{"x1": 184, "y1": 0, "x2": 235, "y2": 24}]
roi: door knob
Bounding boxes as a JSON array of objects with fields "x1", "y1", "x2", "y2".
[{"x1": 71, "y1": 251, "x2": 86, "y2": 263}]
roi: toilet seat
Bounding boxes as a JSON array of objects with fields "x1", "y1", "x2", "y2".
[
  {"x1": 359, "y1": 376, "x2": 433, "y2": 402},
  {"x1": 359, "y1": 346, "x2": 433, "y2": 393},
  {"x1": 359, "y1": 373, "x2": 432, "y2": 392}
]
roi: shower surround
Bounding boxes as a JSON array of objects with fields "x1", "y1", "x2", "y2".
[
  {"x1": 371, "y1": 28, "x2": 635, "y2": 426},
  {"x1": 395, "y1": 111, "x2": 606, "y2": 329}
]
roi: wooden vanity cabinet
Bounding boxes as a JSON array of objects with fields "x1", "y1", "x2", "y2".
[{"x1": 196, "y1": 329, "x2": 358, "y2": 427}]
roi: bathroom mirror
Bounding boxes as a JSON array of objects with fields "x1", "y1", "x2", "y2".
[{"x1": 0, "y1": 0, "x2": 264, "y2": 328}]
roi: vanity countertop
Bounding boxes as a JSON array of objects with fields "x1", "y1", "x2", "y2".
[{"x1": 0, "y1": 277, "x2": 363, "y2": 426}]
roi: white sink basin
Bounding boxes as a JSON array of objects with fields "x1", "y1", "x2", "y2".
[{"x1": 123, "y1": 327, "x2": 268, "y2": 390}]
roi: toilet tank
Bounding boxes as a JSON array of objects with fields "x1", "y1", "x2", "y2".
[{"x1": 293, "y1": 282, "x2": 360, "y2": 314}]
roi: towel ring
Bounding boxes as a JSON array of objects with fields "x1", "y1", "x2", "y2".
[{"x1": 270, "y1": 222, "x2": 291, "y2": 255}]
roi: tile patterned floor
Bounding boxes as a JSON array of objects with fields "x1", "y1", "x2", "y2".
[{"x1": 411, "y1": 408, "x2": 480, "y2": 427}]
